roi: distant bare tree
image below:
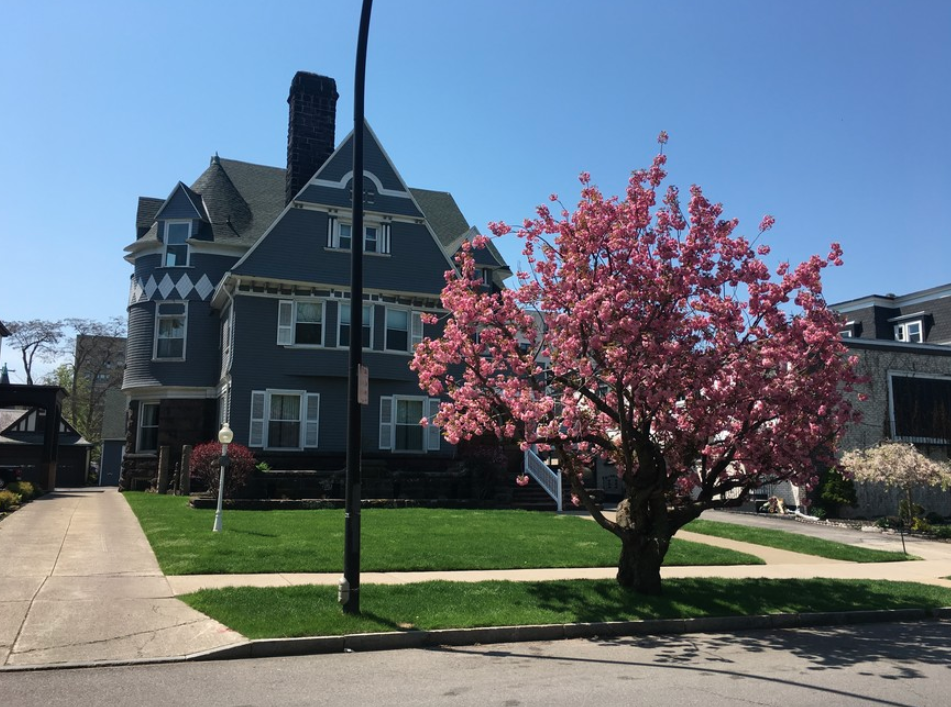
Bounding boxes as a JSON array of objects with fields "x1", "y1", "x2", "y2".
[{"x1": 6, "y1": 319, "x2": 64, "y2": 384}]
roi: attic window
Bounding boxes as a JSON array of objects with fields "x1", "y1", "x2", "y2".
[
  {"x1": 327, "y1": 217, "x2": 390, "y2": 254},
  {"x1": 164, "y1": 221, "x2": 191, "y2": 267},
  {"x1": 894, "y1": 320, "x2": 923, "y2": 343}
]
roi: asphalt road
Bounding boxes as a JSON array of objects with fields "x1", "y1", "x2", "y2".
[{"x1": 6, "y1": 621, "x2": 951, "y2": 706}]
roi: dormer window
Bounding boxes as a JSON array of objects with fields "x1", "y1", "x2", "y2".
[
  {"x1": 895, "y1": 320, "x2": 923, "y2": 343},
  {"x1": 164, "y1": 221, "x2": 191, "y2": 267}
]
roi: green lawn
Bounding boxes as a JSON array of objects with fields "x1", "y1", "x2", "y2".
[
  {"x1": 181, "y1": 578, "x2": 951, "y2": 639},
  {"x1": 124, "y1": 493, "x2": 763, "y2": 575},
  {"x1": 685, "y1": 519, "x2": 914, "y2": 563}
]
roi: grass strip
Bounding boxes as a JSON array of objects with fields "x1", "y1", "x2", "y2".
[
  {"x1": 124, "y1": 493, "x2": 763, "y2": 575},
  {"x1": 181, "y1": 578, "x2": 951, "y2": 639},
  {"x1": 684, "y1": 519, "x2": 913, "y2": 563}
]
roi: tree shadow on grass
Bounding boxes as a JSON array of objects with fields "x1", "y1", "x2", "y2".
[{"x1": 527, "y1": 578, "x2": 951, "y2": 626}]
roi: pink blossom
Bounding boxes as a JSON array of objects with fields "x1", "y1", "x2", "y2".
[
  {"x1": 657, "y1": 131, "x2": 669, "y2": 145},
  {"x1": 759, "y1": 215, "x2": 776, "y2": 232},
  {"x1": 515, "y1": 474, "x2": 530, "y2": 487}
]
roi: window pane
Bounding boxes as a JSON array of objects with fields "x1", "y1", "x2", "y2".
[
  {"x1": 339, "y1": 224, "x2": 352, "y2": 249},
  {"x1": 295, "y1": 303, "x2": 322, "y2": 345},
  {"x1": 387, "y1": 309, "x2": 408, "y2": 350},
  {"x1": 270, "y1": 394, "x2": 300, "y2": 421},
  {"x1": 341, "y1": 304, "x2": 372, "y2": 347},
  {"x1": 166, "y1": 222, "x2": 190, "y2": 244},
  {"x1": 157, "y1": 337, "x2": 184, "y2": 358},
  {"x1": 365, "y1": 226, "x2": 377, "y2": 253},
  {"x1": 268, "y1": 421, "x2": 301, "y2": 448},
  {"x1": 396, "y1": 399, "x2": 423, "y2": 424}
]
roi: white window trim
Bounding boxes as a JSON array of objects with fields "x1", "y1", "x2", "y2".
[
  {"x1": 136, "y1": 401, "x2": 160, "y2": 453},
  {"x1": 277, "y1": 300, "x2": 326, "y2": 347},
  {"x1": 337, "y1": 302, "x2": 374, "y2": 350},
  {"x1": 384, "y1": 307, "x2": 424, "y2": 354},
  {"x1": 329, "y1": 220, "x2": 390, "y2": 254},
  {"x1": 153, "y1": 300, "x2": 187, "y2": 361},
  {"x1": 249, "y1": 389, "x2": 320, "y2": 450},
  {"x1": 379, "y1": 395, "x2": 441, "y2": 452},
  {"x1": 894, "y1": 319, "x2": 923, "y2": 343},
  {"x1": 163, "y1": 220, "x2": 192, "y2": 267}
]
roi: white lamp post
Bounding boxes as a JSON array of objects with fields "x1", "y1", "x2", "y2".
[{"x1": 212, "y1": 423, "x2": 234, "y2": 533}]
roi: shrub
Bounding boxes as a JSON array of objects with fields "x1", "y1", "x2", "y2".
[
  {"x1": 925, "y1": 511, "x2": 945, "y2": 525},
  {"x1": 0, "y1": 490, "x2": 21, "y2": 511},
  {"x1": 189, "y1": 441, "x2": 257, "y2": 498},
  {"x1": 809, "y1": 467, "x2": 856, "y2": 518},
  {"x1": 6, "y1": 481, "x2": 36, "y2": 501},
  {"x1": 932, "y1": 526, "x2": 951, "y2": 540}
]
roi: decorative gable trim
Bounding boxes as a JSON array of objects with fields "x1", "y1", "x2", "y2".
[{"x1": 312, "y1": 170, "x2": 412, "y2": 199}]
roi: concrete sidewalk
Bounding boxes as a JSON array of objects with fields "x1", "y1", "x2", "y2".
[
  {"x1": 4, "y1": 490, "x2": 951, "y2": 669},
  {"x1": 0, "y1": 488, "x2": 243, "y2": 668}
]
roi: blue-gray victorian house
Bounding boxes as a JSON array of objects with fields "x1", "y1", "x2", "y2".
[{"x1": 121, "y1": 71, "x2": 509, "y2": 485}]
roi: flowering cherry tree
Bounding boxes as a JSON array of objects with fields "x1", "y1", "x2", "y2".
[{"x1": 412, "y1": 136, "x2": 862, "y2": 594}]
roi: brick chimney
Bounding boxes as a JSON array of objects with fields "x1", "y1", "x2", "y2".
[{"x1": 286, "y1": 71, "x2": 339, "y2": 205}]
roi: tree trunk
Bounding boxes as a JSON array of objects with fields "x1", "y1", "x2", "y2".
[
  {"x1": 615, "y1": 486, "x2": 672, "y2": 595},
  {"x1": 616, "y1": 532, "x2": 668, "y2": 594}
]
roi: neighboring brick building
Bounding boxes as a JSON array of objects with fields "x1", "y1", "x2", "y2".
[{"x1": 831, "y1": 284, "x2": 951, "y2": 516}]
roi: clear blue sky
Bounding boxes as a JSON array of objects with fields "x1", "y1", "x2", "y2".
[{"x1": 1, "y1": 0, "x2": 949, "y2": 381}]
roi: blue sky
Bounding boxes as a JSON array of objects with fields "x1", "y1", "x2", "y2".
[{"x1": 1, "y1": 0, "x2": 949, "y2": 381}]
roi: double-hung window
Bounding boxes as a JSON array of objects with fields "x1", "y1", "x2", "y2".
[
  {"x1": 249, "y1": 390, "x2": 320, "y2": 449},
  {"x1": 379, "y1": 396, "x2": 441, "y2": 452},
  {"x1": 894, "y1": 320, "x2": 923, "y2": 343},
  {"x1": 163, "y1": 221, "x2": 191, "y2": 267},
  {"x1": 278, "y1": 300, "x2": 324, "y2": 346},
  {"x1": 328, "y1": 217, "x2": 390, "y2": 254},
  {"x1": 385, "y1": 308, "x2": 424, "y2": 353},
  {"x1": 339, "y1": 302, "x2": 373, "y2": 348},
  {"x1": 154, "y1": 302, "x2": 187, "y2": 359},
  {"x1": 137, "y1": 402, "x2": 160, "y2": 452}
]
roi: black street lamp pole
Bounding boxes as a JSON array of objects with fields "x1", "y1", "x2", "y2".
[{"x1": 341, "y1": 0, "x2": 373, "y2": 615}]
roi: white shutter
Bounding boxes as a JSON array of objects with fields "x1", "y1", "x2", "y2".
[
  {"x1": 411, "y1": 311, "x2": 424, "y2": 349},
  {"x1": 379, "y1": 396, "x2": 393, "y2": 450},
  {"x1": 427, "y1": 398, "x2": 441, "y2": 451},
  {"x1": 304, "y1": 394, "x2": 320, "y2": 447},
  {"x1": 249, "y1": 391, "x2": 266, "y2": 447},
  {"x1": 382, "y1": 223, "x2": 391, "y2": 254},
  {"x1": 277, "y1": 300, "x2": 294, "y2": 344}
]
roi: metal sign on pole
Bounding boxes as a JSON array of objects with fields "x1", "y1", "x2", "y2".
[
  {"x1": 358, "y1": 364, "x2": 369, "y2": 406},
  {"x1": 341, "y1": 0, "x2": 374, "y2": 615}
]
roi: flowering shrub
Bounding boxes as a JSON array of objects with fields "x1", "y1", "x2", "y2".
[
  {"x1": 189, "y1": 441, "x2": 257, "y2": 498},
  {"x1": 842, "y1": 442, "x2": 951, "y2": 527}
]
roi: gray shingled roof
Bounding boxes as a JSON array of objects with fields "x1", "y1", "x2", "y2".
[
  {"x1": 129, "y1": 158, "x2": 509, "y2": 271},
  {"x1": 135, "y1": 197, "x2": 164, "y2": 238},
  {"x1": 409, "y1": 189, "x2": 470, "y2": 247}
]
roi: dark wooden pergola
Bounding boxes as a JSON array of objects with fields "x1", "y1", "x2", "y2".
[{"x1": 0, "y1": 383, "x2": 66, "y2": 490}]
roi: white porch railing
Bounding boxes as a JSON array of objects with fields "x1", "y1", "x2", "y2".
[{"x1": 523, "y1": 447, "x2": 563, "y2": 513}]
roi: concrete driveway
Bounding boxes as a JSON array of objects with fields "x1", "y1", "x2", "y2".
[{"x1": 0, "y1": 488, "x2": 244, "y2": 667}]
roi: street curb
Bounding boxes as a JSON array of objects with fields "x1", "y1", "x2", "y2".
[
  {"x1": 1, "y1": 607, "x2": 942, "y2": 672},
  {"x1": 187, "y1": 607, "x2": 935, "y2": 659}
]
